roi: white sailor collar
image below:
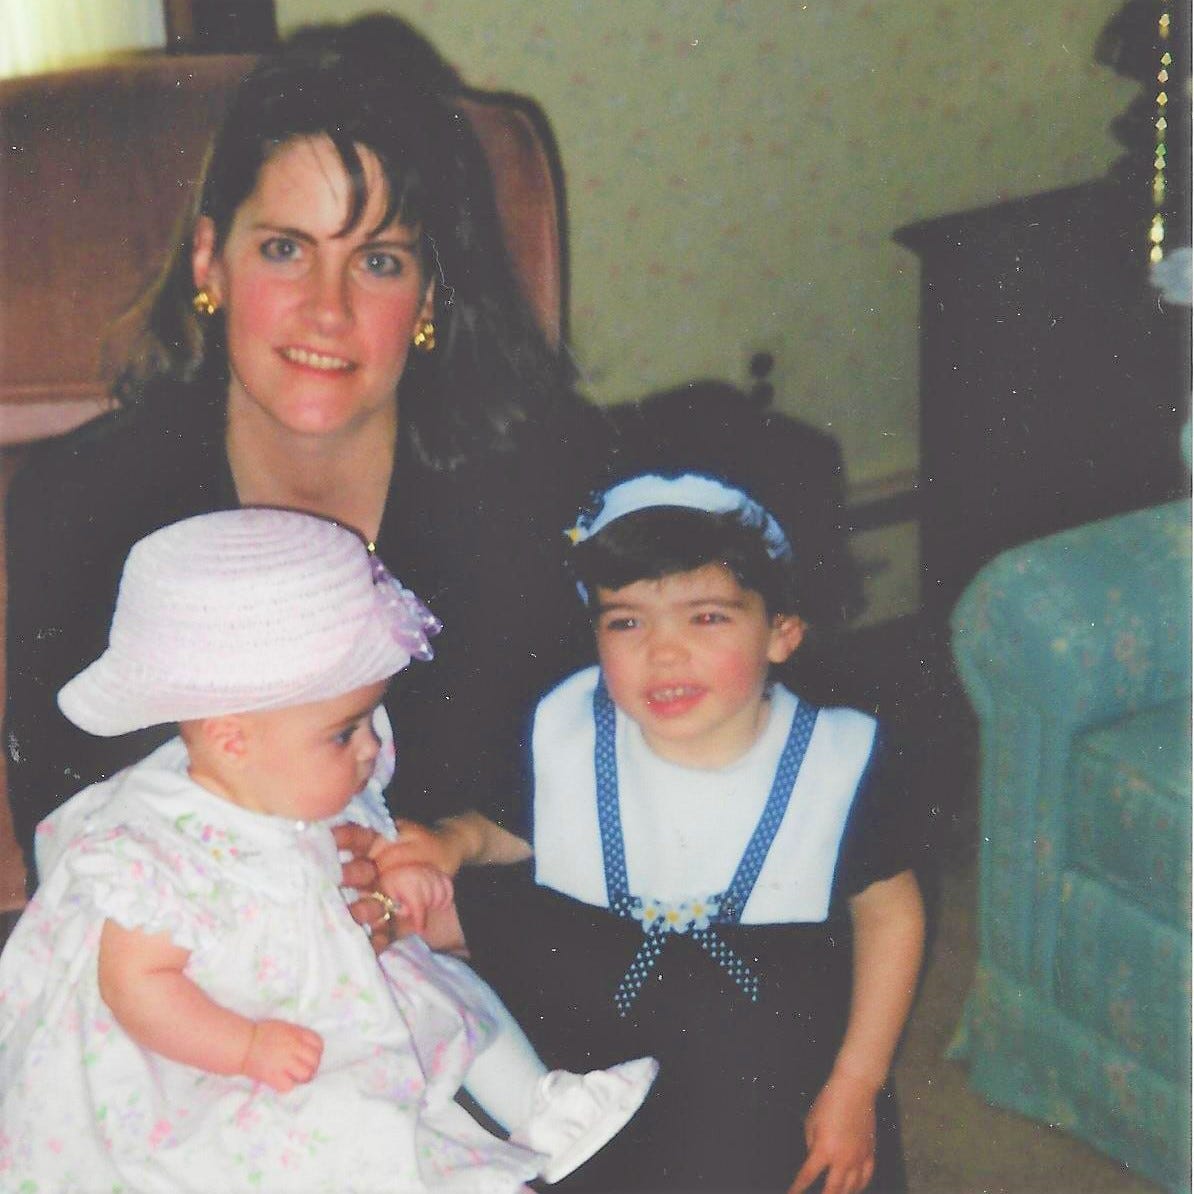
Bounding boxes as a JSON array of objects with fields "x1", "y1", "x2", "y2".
[{"x1": 531, "y1": 666, "x2": 878, "y2": 924}]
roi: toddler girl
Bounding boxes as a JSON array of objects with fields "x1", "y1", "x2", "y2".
[
  {"x1": 457, "y1": 471, "x2": 926, "y2": 1193},
  {"x1": 0, "y1": 508, "x2": 654, "y2": 1193}
]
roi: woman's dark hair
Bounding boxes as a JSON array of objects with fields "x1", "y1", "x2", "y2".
[
  {"x1": 114, "y1": 14, "x2": 577, "y2": 469},
  {"x1": 571, "y1": 506, "x2": 800, "y2": 619}
]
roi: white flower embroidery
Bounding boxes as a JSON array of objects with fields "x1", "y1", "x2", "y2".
[
  {"x1": 631, "y1": 894, "x2": 721, "y2": 935},
  {"x1": 631, "y1": 898, "x2": 663, "y2": 930},
  {"x1": 687, "y1": 896, "x2": 720, "y2": 932}
]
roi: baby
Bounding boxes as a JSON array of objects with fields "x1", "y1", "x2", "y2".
[{"x1": 0, "y1": 508, "x2": 654, "y2": 1193}]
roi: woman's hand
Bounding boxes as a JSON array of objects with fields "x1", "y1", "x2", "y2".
[
  {"x1": 241, "y1": 1019, "x2": 324, "y2": 1093},
  {"x1": 334, "y1": 818, "x2": 455, "y2": 928},
  {"x1": 333, "y1": 822, "x2": 397, "y2": 944},
  {"x1": 334, "y1": 817, "x2": 470, "y2": 888},
  {"x1": 332, "y1": 821, "x2": 466, "y2": 954},
  {"x1": 334, "y1": 814, "x2": 525, "y2": 954},
  {"x1": 788, "y1": 1069, "x2": 877, "y2": 1194},
  {"x1": 333, "y1": 822, "x2": 385, "y2": 926}
]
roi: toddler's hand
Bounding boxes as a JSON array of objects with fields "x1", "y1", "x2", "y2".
[
  {"x1": 241, "y1": 1019, "x2": 324, "y2": 1093},
  {"x1": 383, "y1": 817, "x2": 466, "y2": 876},
  {"x1": 788, "y1": 1069, "x2": 877, "y2": 1194}
]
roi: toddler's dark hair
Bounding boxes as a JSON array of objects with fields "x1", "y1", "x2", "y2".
[{"x1": 571, "y1": 506, "x2": 799, "y2": 618}]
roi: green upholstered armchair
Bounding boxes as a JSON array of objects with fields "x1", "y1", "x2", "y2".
[{"x1": 949, "y1": 491, "x2": 1191, "y2": 1192}]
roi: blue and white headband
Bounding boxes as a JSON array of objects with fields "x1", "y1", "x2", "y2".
[{"x1": 566, "y1": 472, "x2": 793, "y2": 562}]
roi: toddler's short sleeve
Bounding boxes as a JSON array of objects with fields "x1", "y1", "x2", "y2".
[{"x1": 832, "y1": 731, "x2": 927, "y2": 900}]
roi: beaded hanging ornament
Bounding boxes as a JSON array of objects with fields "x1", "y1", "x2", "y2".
[{"x1": 1149, "y1": 0, "x2": 1172, "y2": 265}]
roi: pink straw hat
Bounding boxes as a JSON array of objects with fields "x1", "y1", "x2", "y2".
[{"x1": 58, "y1": 508, "x2": 441, "y2": 736}]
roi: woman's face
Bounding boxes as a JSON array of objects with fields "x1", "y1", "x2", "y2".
[{"x1": 192, "y1": 135, "x2": 434, "y2": 441}]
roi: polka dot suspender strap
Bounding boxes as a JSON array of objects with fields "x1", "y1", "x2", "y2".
[
  {"x1": 716, "y1": 697, "x2": 818, "y2": 922},
  {"x1": 593, "y1": 679, "x2": 819, "y2": 1016}
]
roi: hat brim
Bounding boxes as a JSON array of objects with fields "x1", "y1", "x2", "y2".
[{"x1": 58, "y1": 602, "x2": 416, "y2": 737}]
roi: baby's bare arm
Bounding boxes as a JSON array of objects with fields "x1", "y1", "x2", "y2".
[{"x1": 98, "y1": 919, "x2": 322, "y2": 1091}]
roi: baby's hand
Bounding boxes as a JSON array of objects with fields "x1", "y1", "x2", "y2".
[
  {"x1": 241, "y1": 1019, "x2": 324, "y2": 1093},
  {"x1": 371, "y1": 852, "x2": 454, "y2": 937}
]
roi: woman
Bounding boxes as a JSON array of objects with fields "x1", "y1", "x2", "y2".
[{"x1": 5, "y1": 15, "x2": 602, "y2": 901}]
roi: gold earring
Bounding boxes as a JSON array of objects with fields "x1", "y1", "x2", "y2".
[
  {"x1": 412, "y1": 319, "x2": 436, "y2": 354},
  {"x1": 192, "y1": 289, "x2": 218, "y2": 317}
]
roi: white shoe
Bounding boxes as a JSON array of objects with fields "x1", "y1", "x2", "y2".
[{"x1": 512, "y1": 1056, "x2": 659, "y2": 1184}]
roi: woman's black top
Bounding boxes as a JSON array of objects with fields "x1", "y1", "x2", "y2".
[{"x1": 4, "y1": 384, "x2": 602, "y2": 885}]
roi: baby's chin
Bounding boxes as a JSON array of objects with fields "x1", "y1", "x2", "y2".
[{"x1": 273, "y1": 795, "x2": 356, "y2": 823}]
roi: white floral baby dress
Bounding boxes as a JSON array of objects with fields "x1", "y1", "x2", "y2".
[{"x1": 0, "y1": 737, "x2": 539, "y2": 1194}]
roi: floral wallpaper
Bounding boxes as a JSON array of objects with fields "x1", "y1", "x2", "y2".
[
  {"x1": 277, "y1": 0, "x2": 1134, "y2": 483},
  {"x1": 276, "y1": 0, "x2": 1137, "y2": 619}
]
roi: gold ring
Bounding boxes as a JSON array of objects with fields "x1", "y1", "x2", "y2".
[{"x1": 364, "y1": 890, "x2": 399, "y2": 931}]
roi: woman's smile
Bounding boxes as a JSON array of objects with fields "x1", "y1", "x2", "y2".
[{"x1": 277, "y1": 345, "x2": 356, "y2": 373}]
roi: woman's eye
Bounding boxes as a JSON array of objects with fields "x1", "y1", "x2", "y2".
[
  {"x1": 334, "y1": 725, "x2": 357, "y2": 747},
  {"x1": 260, "y1": 236, "x2": 300, "y2": 262},
  {"x1": 362, "y1": 251, "x2": 403, "y2": 277},
  {"x1": 693, "y1": 611, "x2": 729, "y2": 625}
]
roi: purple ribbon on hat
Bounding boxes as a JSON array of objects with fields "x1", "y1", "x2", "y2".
[{"x1": 370, "y1": 556, "x2": 442, "y2": 661}]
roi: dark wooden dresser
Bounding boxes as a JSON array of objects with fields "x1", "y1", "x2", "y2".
[{"x1": 896, "y1": 178, "x2": 1190, "y2": 619}]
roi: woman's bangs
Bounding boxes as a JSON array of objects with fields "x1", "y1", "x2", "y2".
[{"x1": 327, "y1": 134, "x2": 427, "y2": 240}]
